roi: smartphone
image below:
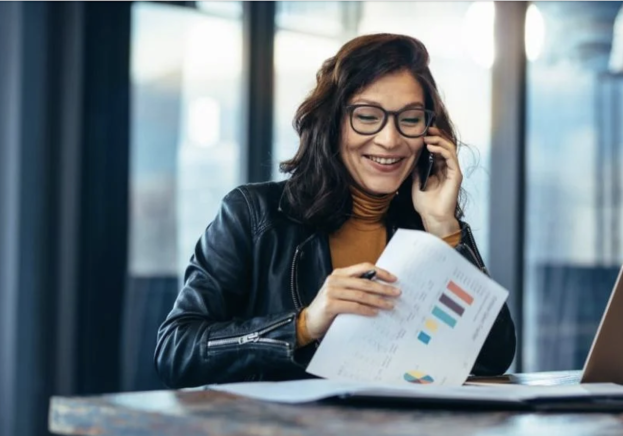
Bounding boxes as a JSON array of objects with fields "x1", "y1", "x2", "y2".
[{"x1": 418, "y1": 148, "x2": 434, "y2": 191}]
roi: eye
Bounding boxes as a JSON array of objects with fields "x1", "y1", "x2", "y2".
[
  {"x1": 352, "y1": 107, "x2": 384, "y2": 124},
  {"x1": 400, "y1": 117, "x2": 422, "y2": 125},
  {"x1": 399, "y1": 109, "x2": 426, "y2": 126},
  {"x1": 356, "y1": 114, "x2": 381, "y2": 123}
]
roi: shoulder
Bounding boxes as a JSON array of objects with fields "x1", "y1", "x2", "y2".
[
  {"x1": 235, "y1": 180, "x2": 285, "y2": 202},
  {"x1": 233, "y1": 180, "x2": 285, "y2": 214},
  {"x1": 225, "y1": 180, "x2": 288, "y2": 235}
]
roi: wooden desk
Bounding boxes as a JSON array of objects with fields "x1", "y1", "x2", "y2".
[{"x1": 49, "y1": 372, "x2": 623, "y2": 436}]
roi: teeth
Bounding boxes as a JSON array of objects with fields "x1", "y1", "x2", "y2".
[{"x1": 367, "y1": 156, "x2": 402, "y2": 165}]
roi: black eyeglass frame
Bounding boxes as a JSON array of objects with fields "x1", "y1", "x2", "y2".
[{"x1": 345, "y1": 104, "x2": 436, "y2": 138}]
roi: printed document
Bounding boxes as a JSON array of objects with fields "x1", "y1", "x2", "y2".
[
  {"x1": 208, "y1": 379, "x2": 623, "y2": 405},
  {"x1": 306, "y1": 229, "x2": 508, "y2": 386}
]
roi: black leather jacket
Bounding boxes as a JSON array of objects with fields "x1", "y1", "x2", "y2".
[{"x1": 155, "y1": 181, "x2": 516, "y2": 388}]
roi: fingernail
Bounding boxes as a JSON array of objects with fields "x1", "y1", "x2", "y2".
[{"x1": 393, "y1": 288, "x2": 402, "y2": 295}]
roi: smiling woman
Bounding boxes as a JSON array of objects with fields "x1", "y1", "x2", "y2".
[
  {"x1": 154, "y1": 33, "x2": 516, "y2": 388},
  {"x1": 340, "y1": 72, "x2": 429, "y2": 195}
]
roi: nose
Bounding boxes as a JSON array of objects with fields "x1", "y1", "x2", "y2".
[{"x1": 374, "y1": 116, "x2": 402, "y2": 149}]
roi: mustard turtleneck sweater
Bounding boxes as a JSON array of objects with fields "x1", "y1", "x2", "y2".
[
  {"x1": 296, "y1": 186, "x2": 462, "y2": 347},
  {"x1": 329, "y1": 185, "x2": 394, "y2": 269}
]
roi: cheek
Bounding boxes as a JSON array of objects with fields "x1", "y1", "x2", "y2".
[
  {"x1": 341, "y1": 130, "x2": 368, "y2": 157},
  {"x1": 404, "y1": 140, "x2": 425, "y2": 172},
  {"x1": 409, "y1": 139, "x2": 426, "y2": 159}
]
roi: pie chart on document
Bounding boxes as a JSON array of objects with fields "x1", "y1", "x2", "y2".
[{"x1": 403, "y1": 370, "x2": 434, "y2": 384}]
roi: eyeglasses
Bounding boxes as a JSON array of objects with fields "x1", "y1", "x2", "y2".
[{"x1": 346, "y1": 104, "x2": 435, "y2": 138}]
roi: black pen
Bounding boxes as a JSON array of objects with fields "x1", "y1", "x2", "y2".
[{"x1": 360, "y1": 269, "x2": 377, "y2": 280}]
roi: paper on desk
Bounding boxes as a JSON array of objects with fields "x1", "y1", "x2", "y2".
[
  {"x1": 208, "y1": 379, "x2": 372, "y2": 403},
  {"x1": 208, "y1": 379, "x2": 623, "y2": 404},
  {"x1": 306, "y1": 229, "x2": 508, "y2": 386},
  {"x1": 207, "y1": 379, "x2": 517, "y2": 404}
]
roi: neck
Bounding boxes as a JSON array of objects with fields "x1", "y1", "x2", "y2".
[{"x1": 349, "y1": 185, "x2": 395, "y2": 224}]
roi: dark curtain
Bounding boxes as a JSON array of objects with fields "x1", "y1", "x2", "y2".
[
  {"x1": 122, "y1": 276, "x2": 179, "y2": 391},
  {"x1": 0, "y1": 2, "x2": 130, "y2": 435}
]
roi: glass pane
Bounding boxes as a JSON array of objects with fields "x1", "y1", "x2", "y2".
[
  {"x1": 130, "y1": 2, "x2": 243, "y2": 278},
  {"x1": 272, "y1": 3, "x2": 344, "y2": 179},
  {"x1": 524, "y1": 2, "x2": 623, "y2": 371},
  {"x1": 197, "y1": 1, "x2": 242, "y2": 19},
  {"x1": 276, "y1": 1, "x2": 344, "y2": 37}
]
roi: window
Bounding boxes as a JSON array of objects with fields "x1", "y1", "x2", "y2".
[
  {"x1": 524, "y1": 2, "x2": 623, "y2": 371},
  {"x1": 272, "y1": 2, "x2": 347, "y2": 179},
  {"x1": 130, "y1": 2, "x2": 243, "y2": 278}
]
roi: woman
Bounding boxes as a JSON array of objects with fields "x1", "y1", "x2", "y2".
[{"x1": 155, "y1": 33, "x2": 516, "y2": 388}]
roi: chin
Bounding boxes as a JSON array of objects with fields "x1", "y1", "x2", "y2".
[{"x1": 361, "y1": 179, "x2": 402, "y2": 195}]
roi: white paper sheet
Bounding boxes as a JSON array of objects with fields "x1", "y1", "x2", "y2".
[
  {"x1": 207, "y1": 379, "x2": 623, "y2": 404},
  {"x1": 306, "y1": 229, "x2": 509, "y2": 386}
]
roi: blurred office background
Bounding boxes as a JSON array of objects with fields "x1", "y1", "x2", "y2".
[{"x1": 1, "y1": 1, "x2": 622, "y2": 435}]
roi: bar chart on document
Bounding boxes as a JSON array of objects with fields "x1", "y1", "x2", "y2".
[
  {"x1": 404, "y1": 278, "x2": 480, "y2": 385},
  {"x1": 306, "y1": 230, "x2": 508, "y2": 387}
]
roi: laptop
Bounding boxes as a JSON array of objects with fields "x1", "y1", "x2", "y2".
[{"x1": 468, "y1": 265, "x2": 623, "y2": 387}]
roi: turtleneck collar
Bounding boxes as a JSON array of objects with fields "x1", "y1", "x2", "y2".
[{"x1": 349, "y1": 185, "x2": 395, "y2": 224}]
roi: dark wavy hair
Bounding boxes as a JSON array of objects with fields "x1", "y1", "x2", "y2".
[{"x1": 280, "y1": 33, "x2": 460, "y2": 232}]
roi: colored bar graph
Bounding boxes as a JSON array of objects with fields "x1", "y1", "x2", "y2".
[
  {"x1": 439, "y1": 293, "x2": 465, "y2": 316},
  {"x1": 424, "y1": 318, "x2": 438, "y2": 332},
  {"x1": 447, "y1": 281, "x2": 474, "y2": 305},
  {"x1": 432, "y1": 306, "x2": 457, "y2": 328},
  {"x1": 418, "y1": 331, "x2": 431, "y2": 344}
]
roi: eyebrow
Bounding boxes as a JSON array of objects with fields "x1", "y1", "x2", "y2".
[{"x1": 351, "y1": 98, "x2": 425, "y2": 111}]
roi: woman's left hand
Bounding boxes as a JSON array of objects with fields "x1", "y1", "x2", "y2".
[{"x1": 411, "y1": 126, "x2": 462, "y2": 238}]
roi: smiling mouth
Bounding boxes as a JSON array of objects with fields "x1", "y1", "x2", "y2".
[{"x1": 364, "y1": 155, "x2": 405, "y2": 165}]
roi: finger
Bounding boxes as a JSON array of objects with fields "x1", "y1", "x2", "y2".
[
  {"x1": 328, "y1": 276, "x2": 401, "y2": 297},
  {"x1": 332, "y1": 262, "x2": 397, "y2": 282},
  {"x1": 424, "y1": 139, "x2": 457, "y2": 174},
  {"x1": 423, "y1": 173, "x2": 442, "y2": 190},
  {"x1": 426, "y1": 143, "x2": 453, "y2": 160},
  {"x1": 426, "y1": 144, "x2": 459, "y2": 173},
  {"x1": 424, "y1": 135, "x2": 457, "y2": 157},
  {"x1": 329, "y1": 300, "x2": 380, "y2": 317},
  {"x1": 329, "y1": 288, "x2": 396, "y2": 310},
  {"x1": 427, "y1": 126, "x2": 454, "y2": 143}
]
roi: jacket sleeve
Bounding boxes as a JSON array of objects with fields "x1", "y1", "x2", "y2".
[
  {"x1": 154, "y1": 188, "x2": 301, "y2": 388},
  {"x1": 455, "y1": 222, "x2": 517, "y2": 376}
]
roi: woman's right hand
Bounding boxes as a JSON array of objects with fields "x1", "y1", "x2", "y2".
[{"x1": 304, "y1": 262, "x2": 401, "y2": 340}]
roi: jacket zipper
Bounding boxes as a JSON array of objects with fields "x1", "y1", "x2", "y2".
[
  {"x1": 290, "y1": 233, "x2": 316, "y2": 311},
  {"x1": 463, "y1": 224, "x2": 487, "y2": 273},
  {"x1": 207, "y1": 316, "x2": 294, "y2": 348},
  {"x1": 290, "y1": 246, "x2": 303, "y2": 310}
]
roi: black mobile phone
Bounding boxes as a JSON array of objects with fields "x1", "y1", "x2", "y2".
[{"x1": 418, "y1": 149, "x2": 434, "y2": 191}]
